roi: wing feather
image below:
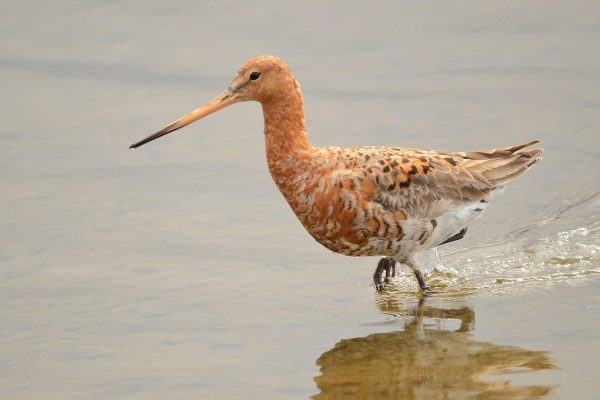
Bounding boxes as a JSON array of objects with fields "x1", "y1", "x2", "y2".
[{"x1": 341, "y1": 141, "x2": 543, "y2": 217}]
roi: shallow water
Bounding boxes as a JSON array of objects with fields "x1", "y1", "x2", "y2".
[{"x1": 1, "y1": 1, "x2": 600, "y2": 399}]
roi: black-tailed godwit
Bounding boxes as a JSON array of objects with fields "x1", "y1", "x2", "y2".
[{"x1": 130, "y1": 55, "x2": 543, "y2": 291}]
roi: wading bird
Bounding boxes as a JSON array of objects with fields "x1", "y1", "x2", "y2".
[{"x1": 130, "y1": 55, "x2": 542, "y2": 291}]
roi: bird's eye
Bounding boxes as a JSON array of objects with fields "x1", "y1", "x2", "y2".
[{"x1": 249, "y1": 71, "x2": 261, "y2": 81}]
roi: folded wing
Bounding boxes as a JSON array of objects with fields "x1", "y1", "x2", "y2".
[{"x1": 349, "y1": 140, "x2": 543, "y2": 219}]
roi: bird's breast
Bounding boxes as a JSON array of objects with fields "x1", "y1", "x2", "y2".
[{"x1": 270, "y1": 162, "x2": 408, "y2": 256}]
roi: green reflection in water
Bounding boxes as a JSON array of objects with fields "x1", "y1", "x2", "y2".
[{"x1": 313, "y1": 294, "x2": 555, "y2": 399}]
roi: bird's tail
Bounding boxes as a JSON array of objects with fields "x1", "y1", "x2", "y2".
[{"x1": 462, "y1": 140, "x2": 543, "y2": 188}]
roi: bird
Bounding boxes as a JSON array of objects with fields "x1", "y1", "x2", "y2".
[{"x1": 130, "y1": 55, "x2": 543, "y2": 291}]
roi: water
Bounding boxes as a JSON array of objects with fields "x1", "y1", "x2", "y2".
[{"x1": 1, "y1": 1, "x2": 600, "y2": 399}]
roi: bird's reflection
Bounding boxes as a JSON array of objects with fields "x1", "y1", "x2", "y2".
[{"x1": 313, "y1": 292, "x2": 554, "y2": 399}]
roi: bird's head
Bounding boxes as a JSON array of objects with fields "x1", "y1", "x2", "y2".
[{"x1": 129, "y1": 55, "x2": 296, "y2": 149}]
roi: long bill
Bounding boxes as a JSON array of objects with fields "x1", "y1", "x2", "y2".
[{"x1": 129, "y1": 90, "x2": 240, "y2": 149}]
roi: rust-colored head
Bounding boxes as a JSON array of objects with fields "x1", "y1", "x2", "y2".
[
  {"x1": 130, "y1": 55, "x2": 296, "y2": 149},
  {"x1": 229, "y1": 55, "x2": 296, "y2": 103}
]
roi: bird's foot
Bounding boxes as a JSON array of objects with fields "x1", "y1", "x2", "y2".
[{"x1": 373, "y1": 257, "x2": 396, "y2": 291}]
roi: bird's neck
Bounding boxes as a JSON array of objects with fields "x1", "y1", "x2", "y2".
[
  {"x1": 262, "y1": 81, "x2": 313, "y2": 184},
  {"x1": 262, "y1": 81, "x2": 312, "y2": 168}
]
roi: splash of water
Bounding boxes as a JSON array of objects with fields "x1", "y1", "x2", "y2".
[{"x1": 385, "y1": 222, "x2": 600, "y2": 294}]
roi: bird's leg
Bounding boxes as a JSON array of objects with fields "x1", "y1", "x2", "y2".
[
  {"x1": 373, "y1": 257, "x2": 396, "y2": 291},
  {"x1": 406, "y1": 257, "x2": 430, "y2": 291},
  {"x1": 413, "y1": 270, "x2": 430, "y2": 291},
  {"x1": 387, "y1": 260, "x2": 396, "y2": 282}
]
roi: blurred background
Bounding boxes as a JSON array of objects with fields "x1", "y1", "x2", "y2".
[{"x1": 1, "y1": 1, "x2": 599, "y2": 399}]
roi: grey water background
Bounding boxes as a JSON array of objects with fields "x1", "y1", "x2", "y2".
[{"x1": 1, "y1": 1, "x2": 600, "y2": 399}]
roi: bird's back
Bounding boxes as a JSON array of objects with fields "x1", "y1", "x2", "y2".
[{"x1": 275, "y1": 141, "x2": 542, "y2": 259}]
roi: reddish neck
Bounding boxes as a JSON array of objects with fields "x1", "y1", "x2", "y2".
[
  {"x1": 260, "y1": 79, "x2": 314, "y2": 202},
  {"x1": 261, "y1": 79, "x2": 312, "y2": 182}
]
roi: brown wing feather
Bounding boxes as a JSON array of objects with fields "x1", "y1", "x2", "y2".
[
  {"x1": 458, "y1": 143, "x2": 543, "y2": 188},
  {"x1": 341, "y1": 141, "x2": 543, "y2": 216},
  {"x1": 459, "y1": 140, "x2": 540, "y2": 159}
]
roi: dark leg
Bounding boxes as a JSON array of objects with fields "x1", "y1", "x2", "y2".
[
  {"x1": 413, "y1": 269, "x2": 430, "y2": 291},
  {"x1": 373, "y1": 257, "x2": 396, "y2": 291},
  {"x1": 406, "y1": 256, "x2": 430, "y2": 292},
  {"x1": 387, "y1": 261, "x2": 396, "y2": 282},
  {"x1": 440, "y1": 227, "x2": 468, "y2": 245}
]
